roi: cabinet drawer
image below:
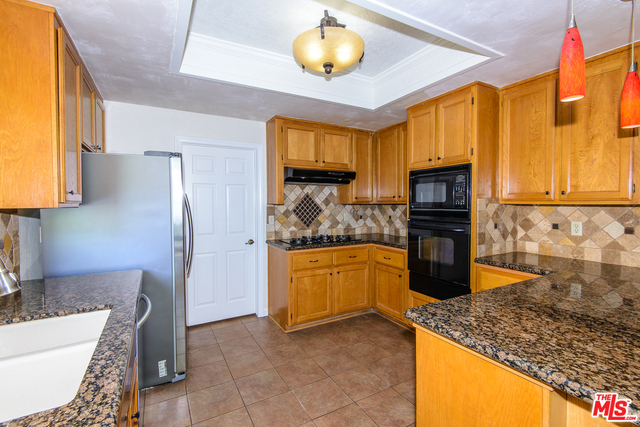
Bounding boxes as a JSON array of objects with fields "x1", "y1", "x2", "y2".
[
  {"x1": 291, "y1": 252, "x2": 333, "y2": 271},
  {"x1": 334, "y1": 247, "x2": 369, "y2": 265},
  {"x1": 374, "y1": 248, "x2": 405, "y2": 269}
]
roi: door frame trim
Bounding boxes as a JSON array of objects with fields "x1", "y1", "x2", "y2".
[{"x1": 175, "y1": 136, "x2": 268, "y2": 318}]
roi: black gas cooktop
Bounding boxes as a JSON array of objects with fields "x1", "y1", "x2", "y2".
[{"x1": 280, "y1": 234, "x2": 361, "y2": 246}]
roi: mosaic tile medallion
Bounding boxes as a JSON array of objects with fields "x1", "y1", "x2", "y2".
[{"x1": 292, "y1": 194, "x2": 322, "y2": 228}]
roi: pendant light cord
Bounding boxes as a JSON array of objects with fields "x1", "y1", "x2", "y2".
[{"x1": 632, "y1": 0, "x2": 636, "y2": 62}]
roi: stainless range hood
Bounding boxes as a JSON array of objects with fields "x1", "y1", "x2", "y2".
[{"x1": 284, "y1": 167, "x2": 356, "y2": 186}]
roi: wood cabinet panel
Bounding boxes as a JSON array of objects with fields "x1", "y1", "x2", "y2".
[
  {"x1": 475, "y1": 264, "x2": 540, "y2": 293},
  {"x1": 559, "y1": 58, "x2": 635, "y2": 202},
  {"x1": 291, "y1": 268, "x2": 332, "y2": 325},
  {"x1": 283, "y1": 121, "x2": 319, "y2": 167},
  {"x1": 95, "y1": 97, "x2": 105, "y2": 153},
  {"x1": 291, "y1": 251, "x2": 333, "y2": 271},
  {"x1": 376, "y1": 126, "x2": 399, "y2": 203},
  {"x1": 407, "y1": 290, "x2": 438, "y2": 311},
  {"x1": 373, "y1": 264, "x2": 404, "y2": 320},
  {"x1": 397, "y1": 123, "x2": 408, "y2": 203},
  {"x1": 341, "y1": 131, "x2": 374, "y2": 203},
  {"x1": 321, "y1": 127, "x2": 351, "y2": 169},
  {"x1": 81, "y1": 70, "x2": 94, "y2": 149},
  {"x1": 500, "y1": 78, "x2": 557, "y2": 202},
  {"x1": 437, "y1": 90, "x2": 472, "y2": 166},
  {"x1": 334, "y1": 247, "x2": 369, "y2": 265},
  {"x1": 373, "y1": 247, "x2": 404, "y2": 269},
  {"x1": 407, "y1": 103, "x2": 436, "y2": 169},
  {"x1": 334, "y1": 263, "x2": 369, "y2": 315}
]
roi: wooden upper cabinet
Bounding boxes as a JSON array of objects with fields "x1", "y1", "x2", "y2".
[
  {"x1": 397, "y1": 123, "x2": 408, "y2": 203},
  {"x1": 559, "y1": 55, "x2": 636, "y2": 203},
  {"x1": 282, "y1": 121, "x2": 319, "y2": 167},
  {"x1": 376, "y1": 126, "x2": 400, "y2": 203},
  {"x1": 500, "y1": 77, "x2": 557, "y2": 203},
  {"x1": 81, "y1": 70, "x2": 94, "y2": 151},
  {"x1": 339, "y1": 131, "x2": 374, "y2": 203},
  {"x1": 437, "y1": 89, "x2": 472, "y2": 166},
  {"x1": 407, "y1": 102, "x2": 436, "y2": 169},
  {"x1": 320, "y1": 127, "x2": 352, "y2": 169},
  {"x1": 95, "y1": 97, "x2": 105, "y2": 153}
]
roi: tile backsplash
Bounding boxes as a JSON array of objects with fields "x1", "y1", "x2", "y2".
[
  {"x1": 477, "y1": 198, "x2": 640, "y2": 267},
  {"x1": 267, "y1": 185, "x2": 407, "y2": 240},
  {"x1": 0, "y1": 211, "x2": 43, "y2": 281},
  {"x1": 0, "y1": 213, "x2": 20, "y2": 278}
]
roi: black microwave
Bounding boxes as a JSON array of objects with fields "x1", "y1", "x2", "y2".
[{"x1": 409, "y1": 163, "x2": 471, "y2": 222}]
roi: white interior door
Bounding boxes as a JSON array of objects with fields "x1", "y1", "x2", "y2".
[{"x1": 183, "y1": 143, "x2": 257, "y2": 326}]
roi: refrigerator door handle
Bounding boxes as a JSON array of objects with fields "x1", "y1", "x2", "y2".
[
  {"x1": 137, "y1": 293, "x2": 152, "y2": 329},
  {"x1": 184, "y1": 194, "x2": 194, "y2": 278}
]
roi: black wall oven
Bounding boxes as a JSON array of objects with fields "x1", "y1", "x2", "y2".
[{"x1": 408, "y1": 163, "x2": 472, "y2": 300}]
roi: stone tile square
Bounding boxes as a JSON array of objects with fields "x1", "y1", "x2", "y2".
[
  {"x1": 292, "y1": 377, "x2": 353, "y2": 419},
  {"x1": 188, "y1": 344, "x2": 224, "y2": 368},
  {"x1": 592, "y1": 211, "x2": 615, "y2": 229},
  {"x1": 322, "y1": 328, "x2": 368, "y2": 347},
  {"x1": 332, "y1": 366, "x2": 389, "y2": 401},
  {"x1": 393, "y1": 378, "x2": 416, "y2": 405},
  {"x1": 313, "y1": 403, "x2": 377, "y2": 427},
  {"x1": 245, "y1": 317, "x2": 282, "y2": 335},
  {"x1": 276, "y1": 357, "x2": 328, "y2": 389},
  {"x1": 188, "y1": 381, "x2": 244, "y2": 424},
  {"x1": 213, "y1": 324, "x2": 251, "y2": 343},
  {"x1": 295, "y1": 334, "x2": 341, "y2": 356},
  {"x1": 366, "y1": 355, "x2": 415, "y2": 386},
  {"x1": 263, "y1": 341, "x2": 308, "y2": 367},
  {"x1": 192, "y1": 407, "x2": 253, "y2": 427},
  {"x1": 357, "y1": 388, "x2": 416, "y2": 426},
  {"x1": 235, "y1": 368, "x2": 289, "y2": 405},
  {"x1": 253, "y1": 329, "x2": 294, "y2": 350},
  {"x1": 246, "y1": 391, "x2": 311, "y2": 427},
  {"x1": 218, "y1": 336, "x2": 261, "y2": 359},
  {"x1": 143, "y1": 395, "x2": 191, "y2": 427},
  {"x1": 226, "y1": 350, "x2": 273, "y2": 379},
  {"x1": 186, "y1": 360, "x2": 233, "y2": 393},
  {"x1": 145, "y1": 380, "x2": 187, "y2": 407},
  {"x1": 210, "y1": 317, "x2": 246, "y2": 331},
  {"x1": 313, "y1": 348, "x2": 362, "y2": 376},
  {"x1": 188, "y1": 329, "x2": 217, "y2": 349}
]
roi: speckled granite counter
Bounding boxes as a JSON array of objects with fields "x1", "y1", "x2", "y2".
[
  {"x1": 266, "y1": 233, "x2": 406, "y2": 251},
  {"x1": 405, "y1": 252, "x2": 640, "y2": 423},
  {"x1": 0, "y1": 270, "x2": 143, "y2": 426}
]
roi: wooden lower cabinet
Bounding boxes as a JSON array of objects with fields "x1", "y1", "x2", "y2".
[
  {"x1": 292, "y1": 268, "x2": 333, "y2": 324},
  {"x1": 119, "y1": 326, "x2": 138, "y2": 427},
  {"x1": 334, "y1": 263, "x2": 369, "y2": 315},
  {"x1": 406, "y1": 290, "x2": 439, "y2": 310},
  {"x1": 373, "y1": 263, "x2": 405, "y2": 320},
  {"x1": 414, "y1": 326, "x2": 633, "y2": 427},
  {"x1": 475, "y1": 263, "x2": 540, "y2": 293}
]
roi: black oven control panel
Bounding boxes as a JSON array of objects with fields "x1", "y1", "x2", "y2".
[{"x1": 454, "y1": 174, "x2": 467, "y2": 208}]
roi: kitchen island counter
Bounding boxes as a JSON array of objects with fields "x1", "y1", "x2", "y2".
[
  {"x1": 0, "y1": 270, "x2": 143, "y2": 426},
  {"x1": 405, "y1": 252, "x2": 640, "y2": 424}
]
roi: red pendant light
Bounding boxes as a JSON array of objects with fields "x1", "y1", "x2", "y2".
[
  {"x1": 559, "y1": 0, "x2": 585, "y2": 102},
  {"x1": 621, "y1": 0, "x2": 640, "y2": 129}
]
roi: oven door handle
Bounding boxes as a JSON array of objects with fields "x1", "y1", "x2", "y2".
[{"x1": 409, "y1": 222, "x2": 469, "y2": 233}]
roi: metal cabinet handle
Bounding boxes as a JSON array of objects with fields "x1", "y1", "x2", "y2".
[
  {"x1": 246, "y1": 239, "x2": 255, "y2": 245},
  {"x1": 429, "y1": 158, "x2": 432, "y2": 162},
  {"x1": 437, "y1": 157, "x2": 441, "y2": 160},
  {"x1": 137, "y1": 293, "x2": 152, "y2": 329},
  {"x1": 545, "y1": 191, "x2": 550, "y2": 195},
  {"x1": 384, "y1": 256, "x2": 391, "y2": 260},
  {"x1": 309, "y1": 260, "x2": 319, "y2": 262},
  {"x1": 67, "y1": 190, "x2": 75, "y2": 195},
  {"x1": 349, "y1": 255, "x2": 357, "y2": 258},
  {"x1": 561, "y1": 191, "x2": 566, "y2": 195}
]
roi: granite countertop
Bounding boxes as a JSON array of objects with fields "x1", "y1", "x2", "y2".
[
  {"x1": 266, "y1": 233, "x2": 407, "y2": 250},
  {"x1": 405, "y1": 252, "x2": 640, "y2": 423},
  {"x1": 0, "y1": 270, "x2": 143, "y2": 426}
]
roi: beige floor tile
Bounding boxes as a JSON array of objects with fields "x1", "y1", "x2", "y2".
[
  {"x1": 235, "y1": 368, "x2": 290, "y2": 405},
  {"x1": 246, "y1": 391, "x2": 311, "y2": 427},
  {"x1": 245, "y1": 317, "x2": 281, "y2": 335},
  {"x1": 253, "y1": 329, "x2": 294, "y2": 350},
  {"x1": 358, "y1": 388, "x2": 416, "y2": 426},
  {"x1": 292, "y1": 377, "x2": 353, "y2": 419},
  {"x1": 186, "y1": 360, "x2": 233, "y2": 393},
  {"x1": 213, "y1": 324, "x2": 251, "y2": 343},
  {"x1": 188, "y1": 323, "x2": 213, "y2": 335},
  {"x1": 321, "y1": 328, "x2": 367, "y2": 347},
  {"x1": 226, "y1": 350, "x2": 273, "y2": 379},
  {"x1": 188, "y1": 329, "x2": 218, "y2": 349},
  {"x1": 366, "y1": 355, "x2": 415, "y2": 386},
  {"x1": 145, "y1": 380, "x2": 186, "y2": 406},
  {"x1": 393, "y1": 378, "x2": 416, "y2": 405},
  {"x1": 192, "y1": 407, "x2": 254, "y2": 426},
  {"x1": 187, "y1": 381, "x2": 245, "y2": 424},
  {"x1": 188, "y1": 343, "x2": 224, "y2": 368},
  {"x1": 343, "y1": 340, "x2": 392, "y2": 364},
  {"x1": 313, "y1": 403, "x2": 377, "y2": 427},
  {"x1": 295, "y1": 334, "x2": 340, "y2": 356},
  {"x1": 218, "y1": 336, "x2": 261, "y2": 359},
  {"x1": 143, "y1": 395, "x2": 191, "y2": 427},
  {"x1": 331, "y1": 365, "x2": 389, "y2": 401},
  {"x1": 210, "y1": 317, "x2": 246, "y2": 330},
  {"x1": 263, "y1": 341, "x2": 308, "y2": 367},
  {"x1": 276, "y1": 358, "x2": 328, "y2": 389},
  {"x1": 312, "y1": 348, "x2": 361, "y2": 376}
]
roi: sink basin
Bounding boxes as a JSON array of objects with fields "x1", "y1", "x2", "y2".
[{"x1": 0, "y1": 309, "x2": 111, "y2": 422}]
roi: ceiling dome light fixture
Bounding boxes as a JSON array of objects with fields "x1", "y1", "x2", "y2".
[
  {"x1": 559, "y1": 0, "x2": 585, "y2": 102},
  {"x1": 293, "y1": 10, "x2": 365, "y2": 75},
  {"x1": 621, "y1": 0, "x2": 640, "y2": 128}
]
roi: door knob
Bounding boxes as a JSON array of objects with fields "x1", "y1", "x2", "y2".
[{"x1": 246, "y1": 239, "x2": 255, "y2": 245}]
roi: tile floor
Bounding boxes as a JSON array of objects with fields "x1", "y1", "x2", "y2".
[{"x1": 140, "y1": 312, "x2": 416, "y2": 427}]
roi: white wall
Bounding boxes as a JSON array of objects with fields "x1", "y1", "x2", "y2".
[{"x1": 105, "y1": 101, "x2": 266, "y2": 154}]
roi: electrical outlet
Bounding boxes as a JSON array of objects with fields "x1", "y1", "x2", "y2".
[
  {"x1": 268, "y1": 215, "x2": 274, "y2": 225},
  {"x1": 344, "y1": 212, "x2": 350, "y2": 222},
  {"x1": 571, "y1": 221, "x2": 582, "y2": 236},
  {"x1": 158, "y1": 360, "x2": 167, "y2": 377}
]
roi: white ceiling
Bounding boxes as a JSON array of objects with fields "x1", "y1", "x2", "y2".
[{"x1": 41, "y1": 0, "x2": 637, "y2": 130}]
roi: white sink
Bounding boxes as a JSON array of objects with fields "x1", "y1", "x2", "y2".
[{"x1": 0, "y1": 309, "x2": 111, "y2": 422}]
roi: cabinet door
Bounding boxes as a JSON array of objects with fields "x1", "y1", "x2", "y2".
[
  {"x1": 407, "y1": 103, "x2": 436, "y2": 170},
  {"x1": 291, "y1": 268, "x2": 332, "y2": 325},
  {"x1": 283, "y1": 121, "x2": 319, "y2": 167},
  {"x1": 373, "y1": 264, "x2": 404, "y2": 320},
  {"x1": 81, "y1": 70, "x2": 95, "y2": 151},
  {"x1": 95, "y1": 97, "x2": 105, "y2": 153},
  {"x1": 351, "y1": 131, "x2": 374, "y2": 202},
  {"x1": 437, "y1": 89, "x2": 472, "y2": 166},
  {"x1": 559, "y1": 58, "x2": 636, "y2": 203},
  {"x1": 397, "y1": 123, "x2": 408, "y2": 203},
  {"x1": 500, "y1": 79, "x2": 556, "y2": 203},
  {"x1": 335, "y1": 264, "x2": 369, "y2": 315},
  {"x1": 376, "y1": 127, "x2": 399, "y2": 203},
  {"x1": 475, "y1": 264, "x2": 539, "y2": 293},
  {"x1": 57, "y1": 28, "x2": 82, "y2": 204},
  {"x1": 321, "y1": 127, "x2": 352, "y2": 169}
]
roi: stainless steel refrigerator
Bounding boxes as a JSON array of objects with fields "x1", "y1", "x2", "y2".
[{"x1": 40, "y1": 152, "x2": 191, "y2": 389}]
